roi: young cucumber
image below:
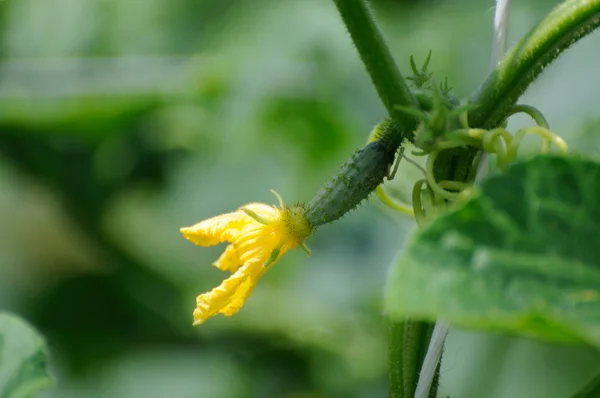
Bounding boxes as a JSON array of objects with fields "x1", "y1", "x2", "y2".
[{"x1": 305, "y1": 119, "x2": 406, "y2": 226}]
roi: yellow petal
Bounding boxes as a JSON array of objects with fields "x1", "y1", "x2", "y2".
[
  {"x1": 234, "y1": 225, "x2": 278, "y2": 259},
  {"x1": 193, "y1": 261, "x2": 262, "y2": 325},
  {"x1": 213, "y1": 244, "x2": 240, "y2": 272},
  {"x1": 180, "y1": 211, "x2": 248, "y2": 247},
  {"x1": 219, "y1": 266, "x2": 266, "y2": 316},
  {"x1": 192, "y1": 228, "x2": 282, "y2": 324},
  {"x1": 184, "y1": 198, "x2": 312, "y2": 326},
  {"x1": 180, "y1": 203, "x2": 279, "y2": 247},
  {"x1": 212, "y1": 219, "x2": 275, "y2": 273}
]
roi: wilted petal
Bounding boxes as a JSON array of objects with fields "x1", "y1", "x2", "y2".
[
  {"x1": 182, "y1": 196, "x2": 314, "y2": 326},
  {"x1": 193, "y1": 262, "x2": 262, "y2": 325},
  {"x1": 193, "y1": 271, "x2": 247, "y2": 325},
  {"x1": 219, "y1": 265, "x2": 266, "y2": 316},
  {"x1": 180, "y1": 212, "x2": 248, "y2": 247},
  {"x1": 217, "y1": 243, "x2": 289, "y2": 315},
  {"x1": 213, "y1": 244, "x2": 240, "y2": 272}
]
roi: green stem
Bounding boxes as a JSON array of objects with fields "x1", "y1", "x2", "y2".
[
  {"x1": 388, "y1": 320, "x2": 405, "y2": 398},
  {"x1": 470, "y1": 0, "x2": 600, "y2": 128},
  {"x1": 442, "y1": 0, "x2": 600, "y2": 193},
  {"x1": 429, "y1": 360, "x2": 442, "y2": 398},
  {"x1": 388, "y1": 319, "x2": 434, "y2": 398},
  {"x1": 332, "y1": 0, "x2": 418, "y2": 127},
  {"x1": 402, "y1": 321, "x2": 434, "y2": 397}
]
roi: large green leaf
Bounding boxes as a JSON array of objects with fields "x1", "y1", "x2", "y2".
[
  {"x1": 385, "y1": 155, "x2": 600, "y2": 346},
  {"x1": 0, "y1": 312, "x2": 53, "y2": 398},
  {"x1": 573, "y1": 371, "x2": 600, "y2": 398}
]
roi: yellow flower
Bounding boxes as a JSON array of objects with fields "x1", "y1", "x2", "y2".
[{"x1": 180, "y1": 191, "x2": 313, "y2": 325}]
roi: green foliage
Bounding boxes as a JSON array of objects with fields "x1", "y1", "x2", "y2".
[
  {"x1": 0, "y1": 313, "x2": 53, "y2": 398},
  {"x1": 258, "y1": 97, "x2": 351, "y2": 167},
  {"x1": 1, "y1": 0, "x2": 600, "y2": 397},
  {"x1": 386, "y1": 155, "x2": 600, "y2": 346},
  {"x1": 573, "y1": 371, "x2": 600, "y2": 398}
]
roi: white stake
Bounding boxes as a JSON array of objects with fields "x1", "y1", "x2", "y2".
[{"x1": 415, "y1": 2, "x2": 512, "y2": 397}]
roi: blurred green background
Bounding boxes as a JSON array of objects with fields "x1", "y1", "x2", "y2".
[{"x1": 1, "y1": 0, "x2": 600, "y2": 397}]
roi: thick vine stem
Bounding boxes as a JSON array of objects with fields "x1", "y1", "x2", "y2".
[
  {"x1": 388, "y1": 320, "x2": 436, "y2": 398},
  {"x1": 469, "y1": 0, "x2": 600, "y2": 129},
  {"x1": 388, "y1": 320, "x2": 405, "y2": 398},
  {"x1": 332, "y1": 0, "x2": 419, "y2": 130}
]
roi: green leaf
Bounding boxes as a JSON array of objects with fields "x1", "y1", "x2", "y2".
[
  {"x1": 0, "y1": 312, "x2": 53, "y2": 398},
  {"x1": 385, "y1": 155, "x2": 600, "y2": 346},
  {"x1": 573, "y1": 371, "x2": 600, "y2": 398}
]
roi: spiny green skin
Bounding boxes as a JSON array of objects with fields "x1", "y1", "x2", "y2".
[{"x1": 305, "y1": 136, "x2": 398, "y2": 227}]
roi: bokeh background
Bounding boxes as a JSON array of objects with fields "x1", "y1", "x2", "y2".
[{"x1": 1, "y1": 0, "x2": 600, "y2": 397}]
